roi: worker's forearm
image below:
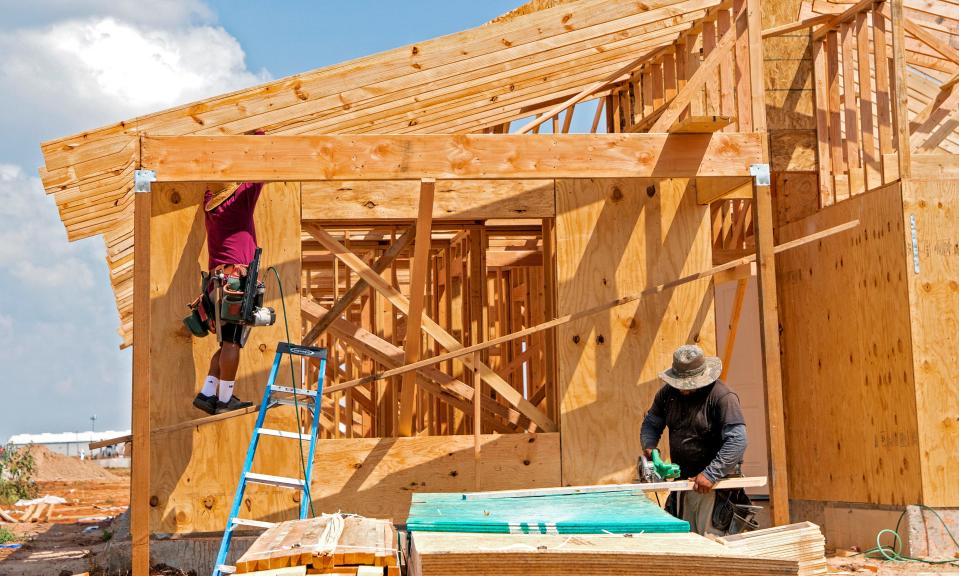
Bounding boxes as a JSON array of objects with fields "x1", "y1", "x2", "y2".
[
  {"x1": 640, "y1": 413, "x2": 666, "y2": 450},
  {"x1": 703, "y1": 423, "x2": 747, "y2": 482}
]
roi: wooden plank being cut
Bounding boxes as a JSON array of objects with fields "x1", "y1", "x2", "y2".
[
  {"x1": 409, "y1": 532, "x2": 799, "y2": 576},
  {"x1": 460, "y1": 476, "x2": 768, "y2": 500}
]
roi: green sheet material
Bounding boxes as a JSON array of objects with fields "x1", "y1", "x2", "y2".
[{"x1": 407, "y1": 490, "x2": 690, "y2": 534}]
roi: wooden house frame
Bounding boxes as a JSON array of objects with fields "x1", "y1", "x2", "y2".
[{"x1": 38, "y1": 0, "x2": 959, "y2": 572}]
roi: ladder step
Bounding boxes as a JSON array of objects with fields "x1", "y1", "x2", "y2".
[
  {"x1": 271, "y1": 397, "x2": 315, "y2": 409},
  {"x1": 230, "y1": 517, "x2": 276, "y2": 529},
  {"x1": 270, "y1": 385, "x2": 317, "y2": 397},
  {"x1": 245, "y1": 472, "x2": 306, "y2": 489},
  {"x1": 216, "y1": 564, "x2": 237, "y2": 574},
  {"x1": 257, "y1": 428, "x2": 312, "y2": 441}
]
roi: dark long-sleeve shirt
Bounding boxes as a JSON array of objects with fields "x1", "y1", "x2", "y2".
[{"x1": 640, "y1": 381, "x2": 747, "y2": 482}]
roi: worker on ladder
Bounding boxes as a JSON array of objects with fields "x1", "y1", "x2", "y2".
[
  {"x1": 640, "y1": 345, "x2": 753, "y2": 536},
  {"x1": 191, "y1": 179, "x2": 264, "y2": 416}
]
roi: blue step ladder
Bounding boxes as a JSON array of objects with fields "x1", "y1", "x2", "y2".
[{"x1": 213, "y1": 342, "x2": 328, "y2": 576}]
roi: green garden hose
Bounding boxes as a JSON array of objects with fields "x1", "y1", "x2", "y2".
[{"x1": 863, "y1": 505, "x2": 959, "y2": 566}]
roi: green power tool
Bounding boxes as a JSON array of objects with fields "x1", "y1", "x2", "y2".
[{"x1": 637, "y1": 449, "x2": 681, "y2": 483}]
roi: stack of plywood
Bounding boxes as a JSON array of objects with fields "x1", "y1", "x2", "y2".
[
  {"x1": 408, "y1": 532, "x2": 799, "y2": 576},
  {"x1": 234, "y1": 515, "x2": 398, "y2": 575},
  {"x1": 717, "y1": 522, "x2": 826, "y2": 576}
]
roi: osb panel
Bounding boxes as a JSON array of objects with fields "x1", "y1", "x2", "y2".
[
  {"x1": 555, "y1": 178, "x2": 716, "y2": 486},
  {"x1": 902, "y1": 179, "x2": 959, "y2": 507},
  {"x1": 149, "y1": 182, "x2": 303, "y2": 533},
  {"x1": 309, "y1": 433, "x2": 561, "y2": 523},
  {"x1": 773, "y1": 172, "x2": 820, "y2": 229},
  {"x1": 777, "y1": 182, "x2": 922, "y2": 505},
  {"x1": 771, "y1": 131, "x2": 818, "y2": 171}
]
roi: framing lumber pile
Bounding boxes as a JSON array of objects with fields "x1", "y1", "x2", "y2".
[
  {"x1": 717, "y1": 522, "x2": 827, "y2": 576},
  {"x1": 234, "y1": 515, "x2": 398, "y2": 575},
  {"x1": 408, "y1": 532, "x2": 800, "y2": 576}
]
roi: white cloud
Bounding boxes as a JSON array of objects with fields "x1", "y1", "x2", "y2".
[{"x1": 2, "y1": 17, "x2": 269, "y2": 123}]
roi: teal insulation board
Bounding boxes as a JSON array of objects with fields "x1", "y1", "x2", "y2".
[{"x1": 406, "y1": 491, "x2": 689, "y2": 534}]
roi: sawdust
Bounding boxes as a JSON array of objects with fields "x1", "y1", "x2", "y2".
[{"x1": 26, "y1": 446, "x2": 120, "y2": 483}]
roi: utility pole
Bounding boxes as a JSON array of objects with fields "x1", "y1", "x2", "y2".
[{"x1": 90, "y1": 414, "x2": 97, "y2": 433}]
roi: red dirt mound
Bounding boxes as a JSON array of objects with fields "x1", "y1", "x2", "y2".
[{"x1": 26, "y1": 445, "x2": 121, "y2": 483}]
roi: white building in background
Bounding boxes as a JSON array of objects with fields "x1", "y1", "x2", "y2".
[{"x1": 7, "y1": 430, "x2": 131, "y2": 462}]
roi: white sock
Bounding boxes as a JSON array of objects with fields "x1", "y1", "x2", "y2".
[
  {"x1": 201, "y1": 375, "x2": 219, "y2": 397},
  {"x1": 218, "y1": 380, "x2": 236, "y2": 403}
]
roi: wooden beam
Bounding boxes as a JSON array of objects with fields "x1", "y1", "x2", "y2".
[
  {"x1": 668, "y1": 115, "x2": 734, "y2": 133},
  {"x1": 323, "y1": 220, "x2": 860, "y2": 393},
  {"x1": 304, "y1": 223, "x2": 557, "y2": 432},
  {"x1": 515, "y1": 46, "x2": 667, "y2": 134},
  {"x1": 486, "y1": 250, "x2": 543, "y2": 268},
  {"x1": 752, "y1": 173, "x2": 789, "y2": 526},
  {"x1": 720, "y1": 278, "x2": 748, "y2": 381},
  {"x1": 696, "y1": 176, "x2": 752, "y2": 204},
  {"x1": 649, "y1": 26, "x2": 737, "y2": 132},
  {"x1": 131, "y1": 185, "x2": 151, "y2": 576},
  {"x1": 398, "y1": 180, "x2": 435, "y2": 436},
  {"x1": 303, "y1": 225, "x2": 415, "y2": 346},
  {"x1": 761, "y1": 13, "x2": 835, "y2": 38},
  {"x1": 301, "y1": 180, "x2": 555, "y2": 220},
  {"x1": 140, "y1": 134, "x2": 765, "y2": 181},
  {"x1": 812, "y1": 0, "x2": 876, "y2": 41}
]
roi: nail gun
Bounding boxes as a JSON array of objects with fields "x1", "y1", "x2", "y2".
[{"x1": 637, "y1": 449, "x2": 681, "y2": 483}]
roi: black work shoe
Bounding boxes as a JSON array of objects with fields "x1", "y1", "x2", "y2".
[
  {"x1": 193, "y1": 393, "x2": 217, "y2": 415},
  {"x1": 215, "y1": 395, "x2": 254, "y2": 414}
]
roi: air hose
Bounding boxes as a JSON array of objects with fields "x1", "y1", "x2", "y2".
[
  {"x1": 863, "y1": 505, "x2": 959, "y2": 566},
  {"x1": 267, "y1": 266, "x2": 316, "y2": 518}
]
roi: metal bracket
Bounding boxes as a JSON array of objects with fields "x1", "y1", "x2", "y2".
[
  {"x1": 749, "y1": 163, "x2": 771, "y2": 186},
  {"x1": 134, "y1": 169, "x2": 156, "y2": 193},
  {"x1": 910, "y1": 214, "x2": 920, "y2": 274}
]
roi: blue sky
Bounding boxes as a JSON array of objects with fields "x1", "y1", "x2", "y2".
[{"x1": 0, "y1": 0, "x2": 574, "y2": 443}]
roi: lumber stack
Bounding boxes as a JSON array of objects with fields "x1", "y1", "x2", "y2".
[
  {"x1": 408, "y1": 532, "x2": 800, "y2": 576},
  {"x1": 717, "y1": 522, "x2": 826, "y2": 576},
  {"x1": 407, "y1": 491, "x2": 688, "y2": 534},
  {"x1": 234, "y1": 515, "x2": 398, "y2": 575}
]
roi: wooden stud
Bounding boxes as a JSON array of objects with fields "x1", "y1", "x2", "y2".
[
  {"x1": 856, "y1": 11, "x2": 880, "y2": 189},
  {"x1": 891, "y1": 0, "x2": 911, "y2": 178},
  {"x1": 813, "y1": 38, "x2": 835, "y2": 205},
  {"x1": 872, "y1": 5, "x2": 893, "y2": 182},
  {"x1": 398, "y1": 181, "x2": 436, "y2": 436},
  {"x1": 131, "y1": 182, "x2": 151, "y2": 576},
  {"x1": 720, "y1": 278, "x2": 748, "y2": 381},
  {"x1": 752, "y1": 173, "x2": 790, "y2": 526}
]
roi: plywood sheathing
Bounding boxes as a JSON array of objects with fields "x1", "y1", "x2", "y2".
[
  {"x1": 40, "y1": 0, "x2": 729, "y2": 345},
  {"x1": 776, "y1": 182, "x2": 922, "y2": 505},
  {"x1": 148, "y1": 182, "x2": 304, "y2": 533},
  {"x1": 555, "y1": 178, "x2": 716, "y2": 485},
  {"x1": 901, "y1": 178, "x2": 959, "y2": 507}
]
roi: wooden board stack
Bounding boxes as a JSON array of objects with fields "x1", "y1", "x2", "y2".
[
  {"x1": 717, "y1": 522, "x2": 827, "y2": 576},
  {"x1": 408, "y1": 532, "x2": 800, "y2": 576},
  {"x1": 234, "y1": 515, "x2": 398, "y2": 575}
]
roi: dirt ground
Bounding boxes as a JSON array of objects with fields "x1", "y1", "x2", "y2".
[
  {"x1": 0, "y1": 471, "x2": 956, "y2": 576},
  {"x1": 0, "y1": 474, "x2": 130, "y2": 576}
]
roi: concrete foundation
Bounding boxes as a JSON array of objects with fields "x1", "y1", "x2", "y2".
[
  {"x1": 791, "y1": 499, "x2": 959, "y2": 560},
  {"x1": 101, "y1": 512, "x2": 258, "y2": 574}
]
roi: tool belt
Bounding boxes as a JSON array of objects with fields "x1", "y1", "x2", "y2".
[{"x1": 182, "y1": 264, "x2": 249, "y2": 338}]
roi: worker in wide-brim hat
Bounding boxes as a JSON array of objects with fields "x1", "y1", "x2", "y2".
[{"x1": 640, "y1": 344, "x2": 751, "y2": 536}]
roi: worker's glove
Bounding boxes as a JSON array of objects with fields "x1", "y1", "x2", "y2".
[{"x1": 692, "y1": 473, "x2": 714, "y2": 494}]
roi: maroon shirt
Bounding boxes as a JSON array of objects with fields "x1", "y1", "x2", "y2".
[{"x1": 204, "y1": 182, "x2": 263, "y2": 269}]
